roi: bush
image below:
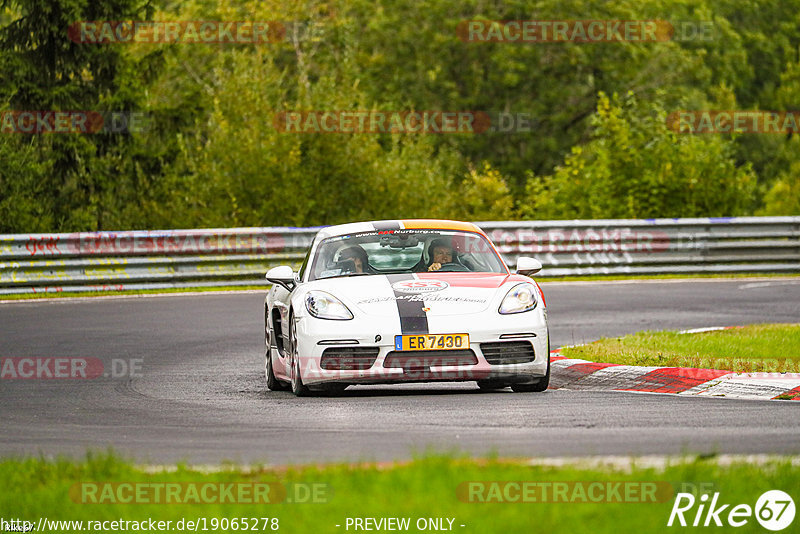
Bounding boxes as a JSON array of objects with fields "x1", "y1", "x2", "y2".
[{"x1": 520, "y1": 92, "x2": 757, "y2": 219}]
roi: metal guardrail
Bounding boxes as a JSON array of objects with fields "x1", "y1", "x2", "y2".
[
  {"x1": 485, "y1": 216, "x2": 800, "y2": 277},
  {"x1": 1, "y1": 217, "x2": 798, "y2": 294}
]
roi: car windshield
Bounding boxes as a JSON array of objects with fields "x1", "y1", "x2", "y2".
[{"x1": 308, "y1": 229, "x2": 508, "y2": 280}]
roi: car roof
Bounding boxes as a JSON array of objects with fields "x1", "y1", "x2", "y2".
[{"x1": 314, "y1": 219, "x2": 486, "y2": 240}]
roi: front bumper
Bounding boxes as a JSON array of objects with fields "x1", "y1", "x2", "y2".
[{"x1": 294, "y1": 311, "x2": 549, "y2": 386}]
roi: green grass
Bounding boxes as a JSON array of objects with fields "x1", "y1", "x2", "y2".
[
  {"x1": 560, "y1": 323, "x2": 800, "y2": 373},
  {"x1": 1, "y1": 452, "x2": 799, "y2": 533}
]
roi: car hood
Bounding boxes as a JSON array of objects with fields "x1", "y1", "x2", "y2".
[{"x1": 305, "y1": 272, "x2": 532, "y2": 317}]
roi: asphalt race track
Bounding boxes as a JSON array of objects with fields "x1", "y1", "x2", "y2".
[{"x1": 1, "y1": 279, "x2": 799, "y2": 464}]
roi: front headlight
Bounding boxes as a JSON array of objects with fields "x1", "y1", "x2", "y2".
[
  {"x1": 499, "y1": 284, "x2": 537, "y2": 314},
  {"x1": 305, "y1": 290, "x2": 354, "y2": 320}
]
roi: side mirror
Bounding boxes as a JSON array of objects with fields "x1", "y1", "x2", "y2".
[
  {"x1": 266, "y1": 265, "x2": 297, "y2": 291},
  {"x1": 515, "y1": 257, "x2": 542, "y2": 276}
]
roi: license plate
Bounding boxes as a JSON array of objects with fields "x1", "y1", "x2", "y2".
[{"x1": 394, "y1": 333, "x2": 469, "y2": 351}]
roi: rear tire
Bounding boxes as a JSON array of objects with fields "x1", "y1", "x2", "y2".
[
  {"x1": 266, "y1": 350, "x2": 289, "y2": 391},
  {"x1": 289, "y1": 315, "x2": 311, "y2": 397},
  {"x1": 265, "y1": 313, "x2": 289, "y2": 391}
]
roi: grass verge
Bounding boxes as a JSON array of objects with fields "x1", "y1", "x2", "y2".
[
  {"x1": 1, "y1": 453, "x2": 799, "y2": 533},
  {"x1": 560, "y1": 323, "x2": 800, "y2": 373}
]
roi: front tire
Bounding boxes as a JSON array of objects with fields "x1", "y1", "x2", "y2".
[{"x1": 511, "y1": 339, "x2": 550, "y2": 393}]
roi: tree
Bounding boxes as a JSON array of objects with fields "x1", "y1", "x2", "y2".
[
  {"x1": 456, "y1": 162, "x2": 514, "y2": 221},
  {"x1": 520, "y1": 92, "x2": 756, "y2": 219},
  {"x1": 0, "y1": 0, "x2": 157, "y2": 230},
  {"x1": 151, "y1": 0, "x2": 463, "y2": 228}
]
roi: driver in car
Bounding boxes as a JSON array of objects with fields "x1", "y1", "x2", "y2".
[
  {"x1": 427, "y1": 239, "x2": 454, "y2": 271},
  {"x1": 339, "y1": 245, "x2": 369, "y2": 273}
]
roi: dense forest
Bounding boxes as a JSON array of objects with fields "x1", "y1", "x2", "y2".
[{"x1": 1, "y1": 0, "x2": 799, "y2": 232}]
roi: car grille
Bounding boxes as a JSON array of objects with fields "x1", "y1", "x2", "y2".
[
  {"x1": 383, "y1": 350, "x2": 478, "y2": 369},
  {"x1": 481, "y1": 341, "x2": 536, "y2": 365},
  {"x1": 320, "y1": 347, "x2": 380, "y2": 370}
]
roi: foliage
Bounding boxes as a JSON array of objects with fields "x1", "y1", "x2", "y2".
[
  {"x1": 0, "y1": 0, "x2": 160, "y2": 231},
  {"x1": 758, "y1": 155, "x2": 800, "y2": 216},
  {"x1": 0, "y1": 134, "x2": 53, "y2": 231},
  {"x1": 457, "y1": 162, "x2": 514, "y2": 221},
  {"x1": 520, "y1": 92, "x2": 756, "y2": 219},
  {"x1": 0, "y1": 0, "x2": 798, "y2": 232}
]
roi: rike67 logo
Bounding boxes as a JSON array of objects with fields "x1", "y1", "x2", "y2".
[{"x1": 668, "y1": 490, "x2": 795, "y2": 530}]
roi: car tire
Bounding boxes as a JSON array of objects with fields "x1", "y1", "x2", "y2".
[
  {"x1": 511, "y1": 338, "x2": 550, "y2": 393},
  {"x1": 476, "y1": 380, "x2": 509, "y2": 390},
  {"x1": 266, "y1": 349, "x2": 289, "y2": 391},
  {"x1": 265, "y1": 312, "x2": 289, "y2": 391},
  {"x1": 289, "y1": 314, "x2": 311, "y2": 397}
]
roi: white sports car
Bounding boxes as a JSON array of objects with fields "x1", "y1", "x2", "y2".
[{"x1": 264, "y1": 219, "x2": 549, "y2": 396}]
